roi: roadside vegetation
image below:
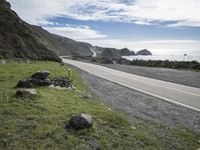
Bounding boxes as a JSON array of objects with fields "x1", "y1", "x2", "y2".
[
  {"x1": 0, "y1": 61, "x2": 199, "y2": 149},
  {"x1": 131, "y1": 59, "x2": 200, "y2": 70}
]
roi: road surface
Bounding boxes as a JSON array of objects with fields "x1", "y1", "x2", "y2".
[{"x1": 62, "y1": 58, "x2": 200, "y2": 112}]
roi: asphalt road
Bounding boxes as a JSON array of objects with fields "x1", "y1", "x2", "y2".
[{"x1": 62, "y1": 58, "x2": 200, "y2": 112}]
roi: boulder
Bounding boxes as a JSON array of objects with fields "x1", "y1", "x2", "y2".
[
  {"x1": 68, "y1": 114, "x2": 93, "y2": 130},
  {"x1": 31, "y1": 70, "x2": 50, "y2": 80},
  {"x1": 16, "y1": 79, "x2": 34, "y2": 88},
  {"x1": 31, "y1": 78, "x2": 51, "y2": 86},
  {"x1": 17, "y1": 77, "x2": 72, "y2": 88},
  {"x1": 50, "y1": 78, "x2": 71, "y2": 88},
  {"x1": 15, "y1": 89, "x2": 37, "y2": 97}
]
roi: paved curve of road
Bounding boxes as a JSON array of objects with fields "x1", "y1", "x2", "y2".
[{"x1": 62, "y1": 58, "x2": 200, "y2": 112}]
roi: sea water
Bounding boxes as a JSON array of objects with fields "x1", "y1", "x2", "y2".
[{"x1": 123, "y1": 55, "x2": 200, "y2": 62}]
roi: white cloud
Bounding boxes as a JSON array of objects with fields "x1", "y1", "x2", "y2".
[
  {"x1": 7, "y1": 0, "x2": 200, "y2": 55},
  {"x1": 44, "y1": 25, "x2": 107, "y2": 40},
  {"x1": 9, "y1": 0, "x2": 200, "y2": 27}
]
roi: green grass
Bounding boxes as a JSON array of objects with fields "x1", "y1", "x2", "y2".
[{"x1": 0, "y1": 61, "x2": 199, "y2": 150}]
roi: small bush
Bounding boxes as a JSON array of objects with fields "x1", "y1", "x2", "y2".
[{"x1": 131, "y1": 59, "x2": 200, "y2": 70}]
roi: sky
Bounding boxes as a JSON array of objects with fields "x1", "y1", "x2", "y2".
[{"x1": 8, "y1": 0, "x2": 200, "y2": 55}]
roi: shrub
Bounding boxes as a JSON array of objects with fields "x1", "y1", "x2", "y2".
[{"x1": 131, "y1": 59, "x2": 200, "y2": 70}]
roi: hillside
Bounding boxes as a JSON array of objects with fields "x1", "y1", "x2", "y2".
[
  {"x1": 0, "y1": 0, "x2": 93, "y2": 61},
  {"x1": 32, "y1": 26, "x2": 93, "y2": 56},
  {"x1": 0, "y1": 0, "x2": 60, "y2": 61}
]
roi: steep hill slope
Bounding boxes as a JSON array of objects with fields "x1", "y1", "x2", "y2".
[
  {"x1": 0, "y1": 0, "x2": 93, "y2": 61},
  {"x1": 0, "y1": 0, "x2": 60, "y2": 61},
  {"x1": 32, "y1": 26, "x2": 93, "y2": 56}
]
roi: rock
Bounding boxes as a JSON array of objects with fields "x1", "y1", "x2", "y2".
[
  {"x1": 31, "y1": 70, "x2": 50, "y2": 80},
  {"x1": 50, "y1": 78, "x2": 71, "y2": 87},
  {"x1": 136, "y1": 49, "x2": 152, "y2": 55},
  {"x1": 15, "y1": 89, "x2": 37, "y2": 97},
  {"x1": 68, "y1": 114, "x2": 93, "y2": 130},
  {"x1": 31, "y1": 78, "x2": 51, "y2": 86},
  {"x1": 0, "y1": 59, "x2": 6, "y2": 64},
  {"x1": 16, "y1": 79, "x2": 34, "y2": 88},
  {"x1": 17, "y1": 77, "x2": 72, "y2": 88}
]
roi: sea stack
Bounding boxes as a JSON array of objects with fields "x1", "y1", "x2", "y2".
[{"x1": 136, "y1": 49, "x2": 152, "y2": 55}]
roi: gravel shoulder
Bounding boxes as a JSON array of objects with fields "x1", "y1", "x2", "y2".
[
  {"x1": 101, "y1": 64, "x2": 200, "y2": 88},
  {"x1": 71, "y1": 65, "x2": 200, "y2": 133}
]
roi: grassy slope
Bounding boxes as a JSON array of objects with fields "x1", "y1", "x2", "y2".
[{"x1": 0, "y1": 61, "x2": 199, "y2": 150}]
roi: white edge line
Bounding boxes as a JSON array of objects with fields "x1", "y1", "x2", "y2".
[{"x1": 63, "y1": 60, "x2": 200, "y2": 113}]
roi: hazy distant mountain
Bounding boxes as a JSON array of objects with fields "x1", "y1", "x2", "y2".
[{"x1": 0, "y1": 0, "x2": 93, "y2": 61}]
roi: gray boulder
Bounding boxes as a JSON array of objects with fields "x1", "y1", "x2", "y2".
[
  {"x1": 15, "y1": 89, "x2": 37, "y2": 97},
  {"x1": 31, "y1": 70, "x2": 50, "y2": 80},
  {"x1": 68, "y1": 114, "x2": 93, "y2": 130},
  {"x1": 31, "y1": 78, "x2": 51, "y2": 86},
  {"x1": 16, "y1": 79, "x2": 34, "y2": 88}
]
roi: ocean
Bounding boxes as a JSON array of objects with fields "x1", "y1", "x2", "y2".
[{"x1": 123, "y1": 55, "x2": 200, "y2": 63}]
